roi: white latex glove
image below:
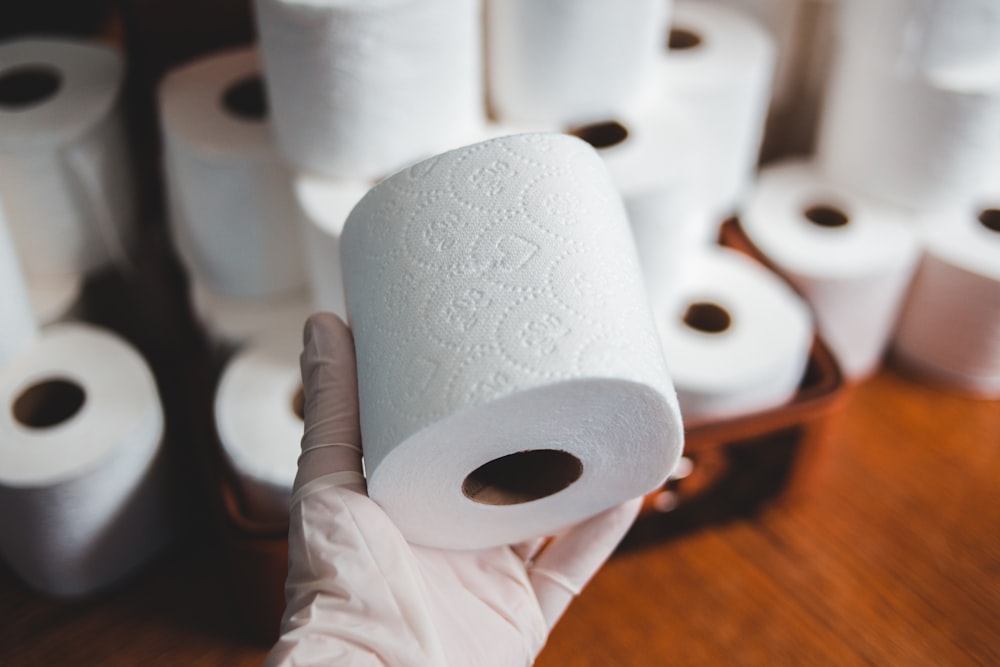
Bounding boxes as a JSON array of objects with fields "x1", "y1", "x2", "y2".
[{"x1": 265, "y1": 313, "x2": 642, "y2": 667}]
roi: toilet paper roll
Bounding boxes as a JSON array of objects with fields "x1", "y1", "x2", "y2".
[
  {"x1": 708, "y1": 0, "x2": 803, "y2": 113},
  {"x1": 0, "y1": 209, "x2": 36, "y2": 368},
  {"x1": 254, "y1": 0, "x2": 483, "y2": 179},
  {"x1": 741, "y1": 160, "x2": 921, "y2": 379},
  {"x1": 655, "y1": 1, "x2": 776, "y2": 215},
  {"x1": 0, "y1": 38, "x2": 133, "y2": 277},
  {"x1": 215, "y1": 336, "x2": 303, "y2": 522},
  {"x1": 486, "y1": 0, "x2": 671, "y2": 124},
  {"x1": 893, "y1": 202, "x2": 1000, "y2": 397},
  {"x1": 28, "y1": 272, "x2": 83, "y2": 324},
  {"x1": 190, "y1": 280, "x2": 312, "y2": 349},
  {"x1": 295, "y1": 175, "x2": 371, "y2": 318},
  {"x1": 0, "y1": 323, "x2": 169, "y2": 597},
  {"x1": 160, "y1": 48, "x2": 305, "y2": 299},
  {"x1": 652, "y1": 246, "x2": 814, "y2": 423},
  {"x1": 564, "y1": 110, "x2": 714, "y2": 301},
  {"x1": 341, "y1": 133, "x2": 684, "y2": 550},
  {"x1": 817, "y1": 34, "x2": 1000, "y2": 213},
  {"x1": 838, "y1": 0, "x2": 1000, "y2": 78}
]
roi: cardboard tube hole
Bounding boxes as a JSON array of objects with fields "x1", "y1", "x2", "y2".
[
  {"x1": 221, "y1": 75, "x2": 267, "y2": 121},
  {"x1": 569, "y1": 120, "x2": 629, "y2": 149},
  {"x1": 668, "y1": 28, "x2": 702, "y2": 50},
  {"x1": 979, "y1": 208, "x2": 1000, "y2": 233},
  {"x1": 683, "y1": 302, "x2": 731, "y2": 333},
  {"x1": 463, "y1": 449, "x2": 582, "y2": 506},
  {"x1": 804, "y1": 205, "x2": 849, "y2": 228},
  {"x1": 0, "y1": 65, "x2": 62, "y2": 109},
  {"x1": 13, "y1": 378, "x2": 86, "y2": 429}
]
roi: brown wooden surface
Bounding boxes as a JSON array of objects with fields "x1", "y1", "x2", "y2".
[{"x1": 1, "y1": 364, "x2": 997, "y2": 666}]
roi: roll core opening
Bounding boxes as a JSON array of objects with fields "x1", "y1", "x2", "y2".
[
  {"x1": 462, "y1": 449, "x2": 583, "y2": 506},
  {"x1": 291, "y1": 384, "x2": 305, "y2": 421},
  {"x1": 13, "y1": 378, "x2": 86, "y2": 429},
  {"x1": 683, "y1": 302, "x2": 732, "y2": 333},
  {"x1": 569, "y1": 120, "x2": 629, "y2": 150},
  {"x1": 0, "y1": 65, "x2": 62, "y2": 109},
  {"x1": 668, "y1": 28, "x2": 703, "y2": 51},
  {"x1": 979, "y1": 208, "x2": 1000, "y2": 233},
  {"x1": 221, "y1": 75, "x2": 267, "y2": 121},
  {"x1": 804, "y1": 204, "x2": 849, "y2": 228}
]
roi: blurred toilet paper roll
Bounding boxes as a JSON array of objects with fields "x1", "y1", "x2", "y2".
[
  {"x1": 652, "y1": 246, "x2": 813, "y2": 424},
  {"x1": 295, "y1": 175, "x2": 371, "y2": 318},
  {"x1": 486, "y1": 0, "x2": 671, "y2": 124},
  {"x1": 893, "y1": 202, "x2": 1000, "y2": 397},
  {"x1": 0, "y1": 38, "x2": 134, "y2": 277},
  {"x1": 28, "y1": 272, "x2": 83, "y2": 324},
  {"x1": 708, "y1": 0, "x2": 803, "y2": 114},
  {"x1": 0, "y1": 323, "x2": 169, "y2": 597},
  {"x1": 817, "y1": 37, "x2": 1000, "y2": 213},
  {"x1": 0, "y1": 209, "x2": 36, "y2": 368},
  {"x1": 741, "y1": 160, "x2": 921, "y2": 380},
  {"x1": 839, "y1": 0, "x2": 1000, "y2": 77},
  {"x1": 254, "y1": 0, "x2": 482, "y2": 180},
  {"x1": 190, "y1": 280, "x2": 312, "y2": 349},
  {"x1": 654, "y1": 1, "x2": 776, "y2": 215},
  {"x1": 160, "y1": 48, "x2": 305, "y2": 299},
  {"x1": 341, "y1": 133, "x2": 684, "y2": 550},
  {"x1": 565, "y1": 110, "x2": 713, "y2": 301},
  {"x1": 215, "y1": 335, "x2": 303, "y2": 522}
]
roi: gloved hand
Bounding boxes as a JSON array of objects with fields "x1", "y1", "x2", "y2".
[{"x1": 265, "y1": 313, "x2": 642, "y2": 667}]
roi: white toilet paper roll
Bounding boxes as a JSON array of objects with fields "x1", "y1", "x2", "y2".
[
  {"x1": 0, "y1": 323, "x2": 168, "y2": 597},
  {"x1": 741, "y1": 160, "x2": 921, "y2": 380},
  {"x1": 653, "y1": 246, "x2": 814, "y2": 424},
  {"x1": 818, "y1": 34, "x2": 1000, "y2": 213},
  {"x1": 160, "y1": 48, "x2": 305, "y2": 299},
  {"x1": 0, "y1": 208, "x2": 36, "y2": 369},
  {"x1": 0, "y1": 38, "x2": 133, "y2": 277},
  {"x1": 893, "y1": 203, "x2": 1000, "y2": 397},
  {"x1": 28, "y1": 272, "x2": 82, "y2": 325},
  {"x1": 486, "y1": 0, "x2": 671, "y2": 124},
  {"x1": 654, "y1": 1, "x2": 776, "y2": 215},
  {"x1": 254, "y1": 0, "x2": 483, "y2": 180},
  {"x1": 190, "y1": 280, "x2": 312, "y2": 349},
  {"x1": 295, "y1": 175, "x2": 370, "y2": 318},
  {"x1": 838, "y1": 0, "x2": 1000, "y2": 78},
  {"x1": 215, "y1": 336, "x2": 303, "y2": 522},
  {"x1": 564, "y1": 110, "x2": 714, "y2": 302},
  {"x1": 341, "y1": 133, "x2": 684, "y2": 550},
  {"x1": 708, "y1": 0, "x2": 803, "y2": 113}
]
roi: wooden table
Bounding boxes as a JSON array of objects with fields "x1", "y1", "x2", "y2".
[{"x1": 1, "y1": 365, "x2": 998, "y2": 666}]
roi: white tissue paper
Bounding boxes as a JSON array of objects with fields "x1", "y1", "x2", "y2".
[
  {"x1": 254, "y1": 0, "x2": 483, "y2": 180},
  {"x1": 190, "y1": 280, "x2": 313, "y2": 349},
  {"x1": 708, "y1": 0, "x2": 803, "y2": 113},
  {"x1": 652, "y1": 246, "x2": 814, "y2": 424},
  {"x1": 818, "y1": 21, "x2": 1000, "y2": 213},
  {"x1": 654, "y1": 1, "x2": 776, "y2": 216},
  {"x1": 215, "y1": 335, "x2": 303, "y2": 521},
  {"x1": 741, "y1": 160, "x2": 921, "y2": 380},
  {"x1": 563, "y1": 110, "x2": 713, "y2": 302},
  {"x1": 295, "y1": 175, "x2": 371, "y2": 319},
  {"x1": 0, "y1": 38, "x2": 134, "y2": 276},
  {"x1": 0, "y1": 207, "x2": 36, "y2": 369},
  {"x1": 0, "y1": 323, "x2": 169, "y2": 597},
  {"x1": 893, "y1": 201, "x2": 1000, "y2": 397},
  {"x1": 838, "y1": 0, "x2": 1000, "y2": 78},
  {"x1": 486, "y1": 0, "x2": 671, "y2": 124},
  {"x1": 160, "y1": 48, "x2": 305, "y2": 299},
  {"x1": 340, "y1": 133, "x2": 684, "y2": 550}
]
